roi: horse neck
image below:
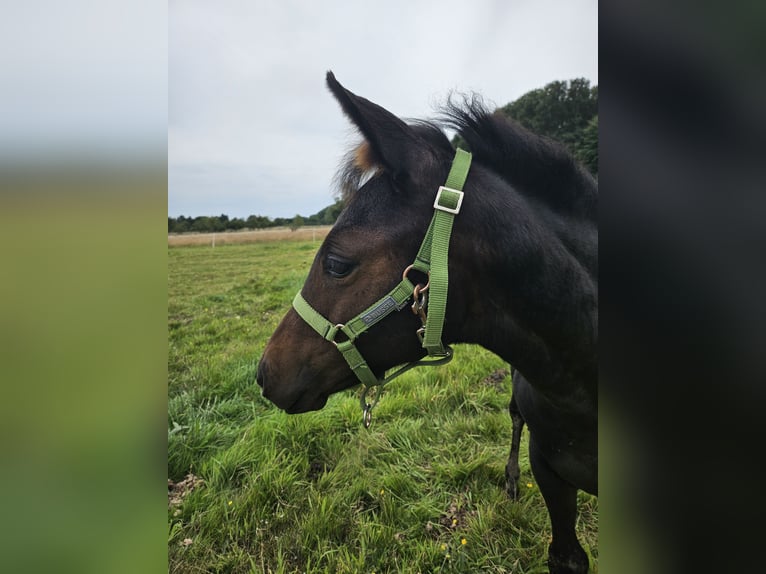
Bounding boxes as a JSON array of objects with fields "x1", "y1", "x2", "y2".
[{"x1": 445, "y1": 173, "x2": 598, "y2": 392}]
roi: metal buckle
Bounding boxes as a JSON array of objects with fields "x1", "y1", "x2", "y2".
[{"x1": 433, "y1": 186, "x2": 464, "y2": 214}]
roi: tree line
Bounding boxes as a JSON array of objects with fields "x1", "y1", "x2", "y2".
[
  {"x1": 168, "y1": 200, "x2": 344, "y2": 234},
  {"x1": 170, "y1": 78, "x2": 597, "y2": 234}
]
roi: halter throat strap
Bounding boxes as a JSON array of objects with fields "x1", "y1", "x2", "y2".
[{"x1": 292, "y1": 148, "x2": 472, "y2": 425}]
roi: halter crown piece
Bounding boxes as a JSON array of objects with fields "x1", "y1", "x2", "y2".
[{"x1": 292, "y1": 148, "x2": 472, "y2": 427}]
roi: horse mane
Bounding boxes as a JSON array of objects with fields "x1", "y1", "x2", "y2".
[
  {"x1": 441, "y1": 94, "x2": 597, "y2": 220},
  {"x1": 335, "y1": 95, "x2": 597, "y2": 221}
]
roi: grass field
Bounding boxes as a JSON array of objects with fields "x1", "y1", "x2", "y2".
[{"x1": 168, "y1": 240, "x2": 598, "y2": 573}]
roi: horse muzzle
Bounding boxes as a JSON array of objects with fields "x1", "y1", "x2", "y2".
[{"x1": 256, "y1": 357, "x2": 330, "y2": 414}]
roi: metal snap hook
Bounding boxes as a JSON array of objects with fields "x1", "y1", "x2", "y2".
[
  {"x1": 363, "y1": 404, "x2": 373, "y2": 428},
  {"x1": 411, "y1": 284, "x2": 428, "y2": 323},
  {"x1": 360, "y1": 385, "x2": 382, "y2": 428}
]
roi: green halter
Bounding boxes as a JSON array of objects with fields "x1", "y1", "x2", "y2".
[{"x1": 292, "y1": 148, "x2": 472, "y2": 427}]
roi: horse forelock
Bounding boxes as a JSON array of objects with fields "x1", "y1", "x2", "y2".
[
  {"x1": 333, "y1": 122, "x2": 451, "y2": 202},
  {"x1": 334, "y1": 141, "x2": 380, "y2": 202}
]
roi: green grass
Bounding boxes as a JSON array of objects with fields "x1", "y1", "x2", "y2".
[{"x1": 168, "y1": 242, "x2": 598, "y2": 573}]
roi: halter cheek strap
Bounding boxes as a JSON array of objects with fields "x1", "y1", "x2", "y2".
[
  {"x1": 292, "y1": 148, "x2": 472, "y2": 426},
  {"x1": 413, "y1": 148, "x2": 471, "y2": 355}
]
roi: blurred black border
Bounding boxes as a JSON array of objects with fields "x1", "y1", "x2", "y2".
[{"x1": 601, "y1": 2, "x2": 765, "y2": 573}]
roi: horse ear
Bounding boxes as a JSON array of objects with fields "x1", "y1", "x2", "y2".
[{"x1": 326, "y1": 71, "x2": 429, "y2": 183}]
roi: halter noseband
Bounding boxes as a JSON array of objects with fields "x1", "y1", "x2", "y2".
[{"x1": 292, "y1": 148, "x2": 472, "y2": 427}]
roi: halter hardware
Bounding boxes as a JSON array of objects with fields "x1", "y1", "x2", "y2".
[
  {"x1": 292, "y1": 148, "x2": 472, "y2": 427},
  {"x1": 434, "y1": 186, "x2": 464, "y2": 214}
]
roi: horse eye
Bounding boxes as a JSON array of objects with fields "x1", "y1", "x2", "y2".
[{"x1": 325, "y1": 255, "x2": 354, "y2": 278}]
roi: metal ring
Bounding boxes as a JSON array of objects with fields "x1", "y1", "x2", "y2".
[
  {"x1": 402, "y1": 264, "x2": 430, "y2": 292},
  {"x1": 331, "y1": 323, "x2": 345, "y2": 347}
]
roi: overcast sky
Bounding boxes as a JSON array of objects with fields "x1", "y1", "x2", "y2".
[{"x1": 169, "y1": 0, "x2": 597, "y2": 219}]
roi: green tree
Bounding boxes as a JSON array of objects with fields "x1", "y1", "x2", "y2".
[
  {"x1": 289, "y1": 214, "x2": 304, "y2": 232},
  {"x1": 211, "y1": 215, "x2": 227, "y2": 232},
  {"x1": 499, "y1": 78, "x2": 597, "y2": 175},
  {"x1": 169, "y1": 217, "x2": 191, "y2": 233},
  {"x1": 574, "y1": 115, "x2": 598, "y2": 176},
  {"x1": 316, "y1": 200, "x2": 344, "y2": 225},
  {"x1": 191, "y1": 217, "x2": 213, "y2": 232},
  {"x1": 500, "y1": 79, "x2": 597, "y2": 147},
  {"x1": 246, "y1": 215, "x2": 272, "y2": 229},
  {"x1": 228, "y1": 217, "x2": 246, "y2": 230}
]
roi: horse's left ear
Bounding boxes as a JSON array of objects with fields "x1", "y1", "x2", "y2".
[{"x1": 326, "y1": 71, "x2": 433, "y2": 185}]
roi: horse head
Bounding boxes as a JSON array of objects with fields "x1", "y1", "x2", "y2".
[{"x1": 257, "y1": 72, "x2": 463, "y2": 413}]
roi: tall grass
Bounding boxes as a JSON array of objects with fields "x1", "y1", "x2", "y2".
[{"x1": 168, "y1": 242, "x2": 597, "y2": 573}]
